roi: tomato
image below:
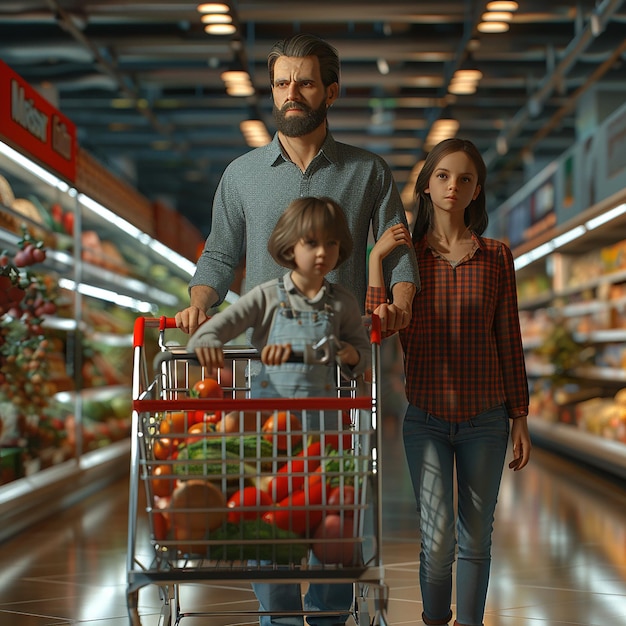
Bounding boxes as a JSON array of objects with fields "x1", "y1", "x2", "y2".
[
  {"x1": 191, "y1": 410, "x2": 221, "y2": 425},
  {"x1": 327, "y1": 485, "x2": 356, "y2": 517},
  {"x1": 266, "y1": 441, "x2": 323, "y2": 502},
  {"x1": 151, "y1": 464, "x2": 176, "y2": 497},
  {"x1": 166, "y1": 411, "x2": 189, "y2": 435},
  {"x1": 227, "y1": 487, "x2": 273, "y2": 523},
  {"x1": 183, "y1": 421, "x2": 218, "y2": 445},
  {"x1": 324, "y1": 411, "x2": 353, "y2": 452},
  {"x1": 153, "y1": 437, "x2": 175, "y2": 460},
  {"x1": 192, "y1": 378, "x2": 223, "y2": 399},
  {"x1": 152, "y1": 511, "x2": 169, "y2": 542},
  {"x1": 262, "y1": 411, "x2": 302, "y2": 451},
  {"x1": 263, "y1": 479, "x2": 329, "y2": 536},
  {"x1": 312, "y1": 514, "x2": 356, "y2": 565}
]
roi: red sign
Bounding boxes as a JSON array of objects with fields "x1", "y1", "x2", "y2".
[{"x1": 0, "y1": 60, "x2": 76, "y2": 182}]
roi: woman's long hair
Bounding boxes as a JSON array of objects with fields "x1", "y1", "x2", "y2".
[{"x1": 411, "y1": 138, "x2": 488, "y2": 242}]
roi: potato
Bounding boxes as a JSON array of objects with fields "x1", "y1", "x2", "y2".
[{"x1": 170, "y1": 479, "x2": 227, "y2": 554}]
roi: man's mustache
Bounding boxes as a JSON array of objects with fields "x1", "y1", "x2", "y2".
[{"x1": 282, "y1": 102, "x2": 308, "y2": 112}]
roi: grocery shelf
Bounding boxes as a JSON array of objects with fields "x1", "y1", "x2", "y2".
[
  {"x1": 529, "y1": 418, "x2": 626, "y2": 481},
  {"x1": 0, "y1": 439, "x2": 130, "y2": 543}
]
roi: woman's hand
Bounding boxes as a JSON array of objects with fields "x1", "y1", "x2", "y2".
[
  {"x1": 371, "y1": 223, "x2": 412, "y2": 262},
  {"x1": 508, "y1": 416, "x2": 532, "y2": 471}
]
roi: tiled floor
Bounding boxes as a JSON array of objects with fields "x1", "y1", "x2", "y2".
[{"x1": 1, "y1": 418, "x2": 625, "y2": 626}]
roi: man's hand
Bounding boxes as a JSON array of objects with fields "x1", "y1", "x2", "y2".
[
  {"x1": 375, "y1": 281, "x2": 416, "y2": 333},
  {"x1": 175, "y1": 305, "x2": 208, "y2": 335},
  {"x1": 175, "y1": 285, "x2": 219, "y2": 334}
]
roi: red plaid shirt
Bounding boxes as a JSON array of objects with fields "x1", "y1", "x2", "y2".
[{"x1": 366, "y1": 234, "x2": 528, "y2": 422}]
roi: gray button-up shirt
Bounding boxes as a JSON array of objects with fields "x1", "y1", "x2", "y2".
[{"x1": 190, "y1": 131, "x2": 420, "y2": 311}]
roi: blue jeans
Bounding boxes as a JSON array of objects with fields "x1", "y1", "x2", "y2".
[
  {"x1": 251, "y1": 551, "x2": 353, "y2": 626},
  {"x1": 402, "y1": 404, "x2": 509, "y2": 626}
]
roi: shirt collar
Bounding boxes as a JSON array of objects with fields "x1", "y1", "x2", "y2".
[
  {"x1": 268, "y1": 131, "x2": 337, "y2": 167},
  {"x1": 418, "y1": 231, "x2": 484, "y2": 255},
  {"x1": 283, "y1": 272, "x2": 330, "y2": 303}
]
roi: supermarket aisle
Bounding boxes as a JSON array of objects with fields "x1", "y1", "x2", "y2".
[{"x1": 0, "y1": 424, "x2": 625, "y2": 626}]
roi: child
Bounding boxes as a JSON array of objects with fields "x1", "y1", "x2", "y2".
[
  {"x1": 367, "y1": 138, "x2": 531, "y2": 626},
  {"x1": 187, "y1": 195, "x2": 371, "y2": 401},
  {"x1": 186, "y1": 195, "x2": 371, "y2": 626}
]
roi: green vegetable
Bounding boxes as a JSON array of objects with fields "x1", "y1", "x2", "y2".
[
  {"x1": 181, "y1": 435, "x2": 275, "y2": 471},
  {"x1": 185, "y1": 435, "x2": 274, "y2": 459},
  {"x1": 208, "y1": 521, "x2": 309, "y2": 562},
  {"x1": 174, "y1": 447, "x2": 258, "y2": 478},
  {"x1": 321, "y1": 451, "x2": 362, "y2": 487}
]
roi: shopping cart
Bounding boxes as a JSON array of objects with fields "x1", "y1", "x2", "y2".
[{"x1": 127, "y1": 315, "x2": 388, "y2": 626}]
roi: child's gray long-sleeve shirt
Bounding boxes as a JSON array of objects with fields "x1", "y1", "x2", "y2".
[{"x1": 187, "y1": 272, "x2": 372, "y2": 377}]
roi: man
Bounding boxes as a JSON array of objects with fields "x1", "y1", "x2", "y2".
[
  {"x1": 175, "y1": 33, "x2": 419, "y2": 626},
  {"x1": 176, "y1": 33, "x2": 418, "y2": 336}
]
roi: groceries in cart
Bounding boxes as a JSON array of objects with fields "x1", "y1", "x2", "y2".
[{"x1": 146, "y1": 392, "x2": 365, "y2": 566}]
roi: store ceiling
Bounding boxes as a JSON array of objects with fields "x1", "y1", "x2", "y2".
[{"x1": 1, "y1": 0, "x2": 625, "y2": 237}]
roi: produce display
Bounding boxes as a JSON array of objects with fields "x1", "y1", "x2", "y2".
[
  {"x1": 0, "y1": 230, "x2": 65, "y2": 479},
  {"x1": 143, "y1": 377, "x2": 365, "y2": 565}
]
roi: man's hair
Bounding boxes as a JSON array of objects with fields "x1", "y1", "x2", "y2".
[
  {"x1": 268, "y1": 196, "x2": 353, "y2": 270},
  {"x1": 268, "y1": 33, "x2": 340, "y2": 87}
]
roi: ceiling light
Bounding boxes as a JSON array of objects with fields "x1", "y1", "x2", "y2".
[
  {"x1": 377, "y1": 58, "x2": 390, "y2": 75},
  {"x1": 204, "y1": 23, "x2": 236, "y2": 35},
  {"x1": 201, "y1": 13, "x2": 232, "y2": 24},
  {"x1": 220, "y1": 70, "x2": 250, "y2": 83},
  {"x1": 482, "y1": 11, "x2": 513, "y2": 21},
  {"x1": 449, "y1": 82, "x2": 477, "y2": 95},
  {"x1": 196, "y1": 2, "x2": 229, "y2": 12},
  {"x1": 221, "y1": 69, "x2": 254, "y2": 96},
  {"x1": 448, "y1": 69, "x2": 482, "y2": 95},
  {"x1": 477, "y1": 21, "x2": 510, "y2": 33},
  {"x1": 226, "y1": 83, "x2": 255, "y2": 96},
  {"x1": 240, "y1": 120, "x2": 271, "y2": 147},
  {"x1": 425, "y1": 118, "x2": 460, "y2": 150},
  {"x1": 486, "y1": 1, "x2": 518, "y2": 10},
  {"x1": 454, "y1": 69, "x2": 483, "y2": 81}
]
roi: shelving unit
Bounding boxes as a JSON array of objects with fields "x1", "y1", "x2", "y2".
[
  {"x1": 516, "y1": 187, "x2": 626, "y2": 480},
  {"x1": 0, "y1": 140, "x2": 196, "y2": 539}
]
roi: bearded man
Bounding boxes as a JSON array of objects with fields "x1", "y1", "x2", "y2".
[{"x1": 176, "y1": 33, "x2": 418, "y2": 336}]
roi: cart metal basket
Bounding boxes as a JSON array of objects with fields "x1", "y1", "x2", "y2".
[{"x1": 127, "y1": 315, "x2": 387, "y2": 626}]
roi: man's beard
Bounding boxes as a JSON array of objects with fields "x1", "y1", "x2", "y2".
[{"x1": 273, "y1": 100, "x2": 328, "y2": 137}]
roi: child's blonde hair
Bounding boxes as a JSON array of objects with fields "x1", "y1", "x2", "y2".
[{"x1": 268, "y1": 196, "x2": 353, "y2": 270}]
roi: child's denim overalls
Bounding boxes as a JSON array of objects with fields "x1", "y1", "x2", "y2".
[
  {"x1": 250, "y1": 279, "x2": 352, "y2": 625},
  {"x1": 251, "y1": 279, "x2": 338, "y2": 429}
]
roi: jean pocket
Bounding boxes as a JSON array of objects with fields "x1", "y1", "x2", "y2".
[{"x1": 468, "y1": 404, "x2": 509, "y2": 434}]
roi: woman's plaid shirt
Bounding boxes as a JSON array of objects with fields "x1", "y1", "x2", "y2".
[{"x1": 367, "y1": 234, "x2": 528, "y2": 422}]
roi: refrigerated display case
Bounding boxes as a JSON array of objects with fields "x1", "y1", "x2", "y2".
[
  {"x1": 516, "y1": 187, "x2": 626, "y2": 480},
  {"x1": 0, "y1": 138, "x2": 196, "y2": 540}
]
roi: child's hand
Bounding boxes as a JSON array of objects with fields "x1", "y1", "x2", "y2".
[
  {"x1": 194, "y1": 346, "x2": 224, "y2": 374},
  {"x1": 261, "y1": 343, "x2": 292, "y2": 365},
  {"x1": 336, "y1": 342, "x2": 359, "y2": 367},
  {"x1": 372, "y1": 223, "x2": 411, "y2": 261}
]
